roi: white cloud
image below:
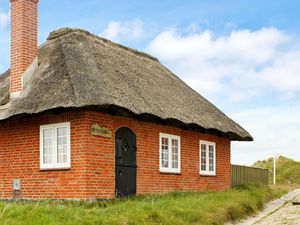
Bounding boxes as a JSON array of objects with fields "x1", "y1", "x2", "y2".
[
  {"x1": 230, "y1": 106, "x2": 300, "y2": 165},
  {"x1": 100, "y1": 19, "x2": 144, "y2": 43},
  {"x1": 146, "y1": 27, "x2": 300, "y2": 101},
  {"x1": 146, "y1": 26, "x2": 300, "y2": 165},
  {"x1": 0, "y1": 11, "x2": 9, "y2": 30},
  {"x1": 259, "y1": 51, "x2": 300, "y2": 93}
]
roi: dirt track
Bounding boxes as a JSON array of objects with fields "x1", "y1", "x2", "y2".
[
  {"x1": 229, "y1": 189, "x2": 300, "y2": 225},
  {"x1": 255, "y1": 194, "x2": 300, "y2": 225}
]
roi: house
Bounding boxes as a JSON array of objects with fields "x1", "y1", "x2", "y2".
[{"x1": 0, "y1": 0, "x2": 252, "y2": 199}]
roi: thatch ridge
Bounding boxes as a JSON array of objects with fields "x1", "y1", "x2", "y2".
[{"x1": 48, "y1": 28, "x2": 160, "y2": 63}]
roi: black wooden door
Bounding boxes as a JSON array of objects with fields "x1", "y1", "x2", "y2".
[{"x1": 115, "y1": 127, "x2": 137, "y2": 197}]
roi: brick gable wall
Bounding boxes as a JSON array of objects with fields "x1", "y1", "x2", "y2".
[{"x1": 0, "y1": 110, "x2": 230, "y2": 199}]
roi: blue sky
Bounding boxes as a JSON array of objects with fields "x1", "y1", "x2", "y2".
[{"x1": 1, "y1": 0, "x2": 300, "y2": 165}]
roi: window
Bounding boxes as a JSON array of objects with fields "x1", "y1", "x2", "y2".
[
  {"x1": 40, "y1": 122, "x2": 71, "y2": 170},
  {"x1": 159, "y1": 133, "x2": 181, "y2": 173},
  {"x1": 200, "y1": 141, "x2": 216, "y2": 176}
]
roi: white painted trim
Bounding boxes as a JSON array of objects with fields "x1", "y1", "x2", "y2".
[
  {"x1": 199, "y1": 140, "x2": 216, "y2": 176},
  {"x1": 40, "y1": 122, "x2": 71, "y2": 170},
  {"x1": 159, "y1": 133, "x2": 181, "y2": 174}
]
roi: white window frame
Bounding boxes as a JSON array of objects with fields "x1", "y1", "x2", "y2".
[
  {"x1": 159, "y1": 133, "x2": 181, "y2": 174},
  {"x1": 199, "y1": 140, "x2": 216, "y2": 176},
  {"x1": 40, "y1": 122, "x2": 71, "y2": 170}
]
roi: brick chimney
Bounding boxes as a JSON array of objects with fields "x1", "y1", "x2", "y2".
[{"x1": 10, "y1": 0, "x2": 38, "y2": 98}]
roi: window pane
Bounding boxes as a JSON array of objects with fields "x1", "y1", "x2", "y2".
[
  {"x1": 43, "y1": 129, "x2": 53, "y2": 164},
  {"x1": 171, "y1": 139, "x2": 178, "y2": 169},
  {"x1": 161, "y1": 137, "x2": 169, "y2": 168},
  {"x1": 209, "y1": 145, "x2": 214, "y2": 172},
  {"x1": 57, "y1": 127, "x2": 67, "y2": 163},
  {"x1": 201, "y1": 144, "x2": 206, "y2": 171}
]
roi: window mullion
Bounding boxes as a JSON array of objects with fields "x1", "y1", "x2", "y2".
[
  {"x1": 41, "y1": 128, "x2": 44, "y2": 166},
  {"x1": 40, "y1": 122, "x2": 71, "y2": 170},
  {"x1": 159, "y1": 133, "x2": 180, "y2": 173},
  {"x1": 204, "y1": 145, "x2": 207, "y2": 172},
  {"x1": 67, "y1": 125, "x2": 70, "y2": 166},
  {"x1": 206, "y1": 145, "x2": 209, "y2": 172},
  {"x1": 214, "y1": 145, "x2": 216, "y2": 174},
  {"x1": 53, "y1": 127, "x2": 57, "y2": 165},
  {"x1": 168, "y1": 138, "x2": 172, "y2": 169}
]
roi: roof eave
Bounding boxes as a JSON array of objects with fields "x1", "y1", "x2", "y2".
[{"x1": 0, "y1": 104, "x2": 253, "y2": 142}]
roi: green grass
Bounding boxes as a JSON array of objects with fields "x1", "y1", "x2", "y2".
[
  {"x1": 254, "y1": 156, "x2": 300, "y2": 185},
  {"x1": 0, "y1": 185, "x2": 287, "y2": 225}
]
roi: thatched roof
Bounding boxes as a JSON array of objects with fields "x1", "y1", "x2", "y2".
[
  {"x1": 0, "y1": 28, "x2": 252, "y2": 141},
  {"x1": 0, "y1": 70, "x2": 9, "y2": 106}
]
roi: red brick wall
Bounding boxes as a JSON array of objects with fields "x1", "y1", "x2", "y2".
[
  {"x1": 0, "y1": 111, "x2": 90, "y2": 199},
  {"x1": 0, "y1": 110, "x2": 231, "y2": 199},
  {"x1": 10, "y1": 0, "x2": 39, "y2": 93}
]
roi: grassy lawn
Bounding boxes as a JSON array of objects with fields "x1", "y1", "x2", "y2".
[{"x1": 0, "y1": 185, "x2": 288, "y2": 225}]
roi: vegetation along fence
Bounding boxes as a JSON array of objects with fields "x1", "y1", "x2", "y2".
[{"x1": 231, "y1": 164, "x2": 269, "y2": 187}]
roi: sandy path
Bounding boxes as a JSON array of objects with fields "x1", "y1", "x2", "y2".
[
  {"x1": 255, "y1": 191, "x2": 300, "y2": 225},
  {"x1": 228, "y1": 189, "x2": 300, "y2": 225}
]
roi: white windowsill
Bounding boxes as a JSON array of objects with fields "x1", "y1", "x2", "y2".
[
  {"x1": 40, "y1": 164, "x2": 71, "y2": 171},
  {"x1": 160, "y1": 169, "x2": 181, "y2": 174},
  {"x1": 200, "y1": 171, "x2": 216, "y2": 177}
]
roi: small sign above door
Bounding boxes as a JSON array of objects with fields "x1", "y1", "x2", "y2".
[{"x1": 90, "y1": 124, "x2": 112, "y2": 138}]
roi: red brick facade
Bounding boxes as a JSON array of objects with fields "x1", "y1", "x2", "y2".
[{"x1": 0, "y1": 110, "x2": 231, "y2": 199}]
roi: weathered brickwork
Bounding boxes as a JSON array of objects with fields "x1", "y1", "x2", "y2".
[
  {"x1": 0, "y1": 110, "x2": 230, "y2": 199},
  {"x1": 10, "y1": 0, "x2": 38, "y2": 93}
]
